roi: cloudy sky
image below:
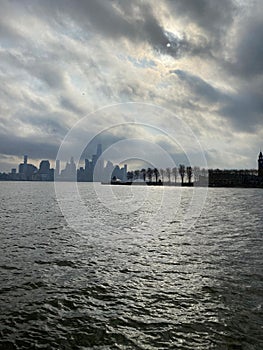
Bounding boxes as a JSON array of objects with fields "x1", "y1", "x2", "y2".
[{"x1": 0, "y1": 0, "x2": 263, "y2": 171}]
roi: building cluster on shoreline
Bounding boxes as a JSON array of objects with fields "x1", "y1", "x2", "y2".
[
  {"x1": 0, "y1": 145, "x2": 128, "y2": 183},
  {"x1": 3, "y1": 155, "x2": 55, "y2": 182},
  {"x1": 1, "y1": 146, "x2": 263, "y2": 188}
]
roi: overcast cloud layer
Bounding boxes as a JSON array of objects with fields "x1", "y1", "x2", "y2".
[{"x1": 0, "y1": 0, "x2": 263, "y2": 171}]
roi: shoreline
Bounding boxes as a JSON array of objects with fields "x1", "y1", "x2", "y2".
[{"x1": 1, "y1": 180, "x2": 263, "y2": 189}]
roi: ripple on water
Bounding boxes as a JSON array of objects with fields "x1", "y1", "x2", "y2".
[{"x1": 0, "y1": 183, "x2": 262, "y2": 349}]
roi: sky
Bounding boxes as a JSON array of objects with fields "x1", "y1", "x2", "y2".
[{"x1": 0, "y1": 0, "x2": 263, "y2": 171}]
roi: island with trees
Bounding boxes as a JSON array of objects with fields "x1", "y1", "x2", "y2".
[{"x1": 111, "y1": 165, "x2": 204, "y2": 186}]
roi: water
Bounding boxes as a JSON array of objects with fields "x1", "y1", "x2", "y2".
[{"x1": 0, "y1": 182, "x2": 262, "y2": 349}]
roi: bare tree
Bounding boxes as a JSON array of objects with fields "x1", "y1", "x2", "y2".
[
  {"x1": 166, "y1": 167, "x2": 171, "y2": 183},
  {"x1": 179, "y1": 164, "x2": 185, "y2": 185},
  {"x1": 134, "y1": 170, "x2": 140, "y2": 180},
  {"x1": 172, "y1": 167, "x2": 177, "y2": 184},
  {"x1": 141, "y1": 168, "x2": 146, "y2": 181},
  {"x1": 186, "y1": 166, "x2": 193, "y2": 183},
  {"x1": 193, "y1": 166, "x2": 200, "y2": 183},
  {"x1": 153, "y1": 168, "x2": 159, "y2": 183},
  {"x1": 127, "y1": 171, "x2": 134, "y2": 181},
  {"x1": 201, "y1": 168, "x2": 208, "y2": 177},
  {"x1": 159, "y1": 168, "x2": 165, "y2": 182},
  {"x1": 147, "y1": 168, "x2": 153, "y2": 182}
]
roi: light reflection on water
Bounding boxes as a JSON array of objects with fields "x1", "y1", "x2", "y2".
[{"x1": 0, "y1": 182, "x2": 262, "y2": 349}]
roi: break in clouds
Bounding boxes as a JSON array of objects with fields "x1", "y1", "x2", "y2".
[{"x1": 0, "y1": 0, "x2": 263, "y2": 171}]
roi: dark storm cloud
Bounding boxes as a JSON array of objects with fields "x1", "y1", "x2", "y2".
[
  {"x1": 13, "y1": 0, "x2": 188, "y2": 58},
  {"x1": 166, "y1": 0, "x2": 237, "y2": 37},
  {"x1": 0, "y1": 132, "x2": 59, "y2": 160},
  {"x1": 0, "y1": 0, "x2": 220, "y2": 64},
  {"x1": 172, "y1": 69, "x2": 263, "y2": 133},
  {"x1": 54, "y1": 0, "x2": 215, "y2": 58},
  {"x1": 34, "y1": 0, "x2": 171, "y2": 49},
  {"x1": 231, "y1": 18, "x2": 263, "y2": 78},
  {"x1": 172, "y1": 69, "x2": 226, "y2": 104},
  {"x1": 4, "y1": 0, "x2": 152, "y2": 46},
  {"x1": 18, "y1": 114, "x2": 69, "y2": 137},
  {"x1": 165, "y1": 0, "x2": 238, "y2": 61},
  {"x1": 219, "y1": 90, "x2": 263, "y2": 133},
  {"x1": 0, "y1": 112, "x2": 66, "y2": 162}
]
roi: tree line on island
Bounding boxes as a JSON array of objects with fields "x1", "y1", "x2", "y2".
[{"x1": 124, "y1": 166, "x2": 208, "y2": 185}]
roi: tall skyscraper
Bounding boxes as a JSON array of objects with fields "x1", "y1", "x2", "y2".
[
  {"x1": 123, "y1": 164, "x2": 127, "y2": 181},
  {"x1": 96, "y1": 144, "x2": 103, "y2": 181},
  {"x1": 24, "y1": 155, "x2": 28, "y2": 164},
  {"x1": 96, "y1": 144, "x2": 102, "y2": 157},
  {"x1": 258, "y1": 151, "x2": 263, "y2": 178}
]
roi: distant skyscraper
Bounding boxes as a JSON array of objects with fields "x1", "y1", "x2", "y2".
[
  {"x1": 103, "y1": 160, "x2": 114, "y2": 182},
  {"x1": 92, "y1": 154, "x2": 97, "y2": 166},
  {"x1": 258, "y1": 151, "x2": 263, "y2": 178},
  {"x1": 23, "y1": 155, "x2": 28, "y2": 177},
  {"x1": 123, "y1": 164, "x2": 127, "y2": 181},
  {"x1": 55, "y1": 160, "x2": 60, "y2": 176},
  {"x1": 60, "y1": 157, "x2": 76, "y2": 180},
  {"x1": 96, "y1": 144, "x2": 102, "y2": 157},
  {"x1": 70, "y1": 157, "x2": 76, "y2": 176},
  {"x1": 39, "y1": 160, "x2": 50, "y2": 174},
  {"x1": 38, "y1": 160, "x2": 51, "y2": 180},
  {"x1": 19, "y1": 155, "x2": 28, "y2": 179},
  {"x1": 18, "y1": 155, "x2": 37, "y2": 180},
  {"x1": 95, "y1": 144, "x2": 103, "y2": 181}
]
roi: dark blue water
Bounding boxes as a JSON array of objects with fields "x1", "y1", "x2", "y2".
[{"x1": 0, "y1": 182, "x2": 262, "y2": 349}]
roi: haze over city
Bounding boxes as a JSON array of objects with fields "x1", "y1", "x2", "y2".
[{"x1": 1, "y1": 0, "x2": 263, "y2": 171}]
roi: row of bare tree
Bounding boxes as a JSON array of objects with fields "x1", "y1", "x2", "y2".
[{"x1": 126, "y1": 166, "x2": 208, "y2": 184}]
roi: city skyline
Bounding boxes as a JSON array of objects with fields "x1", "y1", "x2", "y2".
[
  {"x1": 2, "y1": 144, "x2": 263, "y2": 188},
  {"x1": 0, "y1": 144, "x2": 129, "y2": 183},
  {"x1": 0, "y1": 1, "x2": 263, "y2": 172}
]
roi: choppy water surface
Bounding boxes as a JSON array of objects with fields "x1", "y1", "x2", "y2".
[{"x1": 0, "y1": 182, "x2": 262, "y2": 349}]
